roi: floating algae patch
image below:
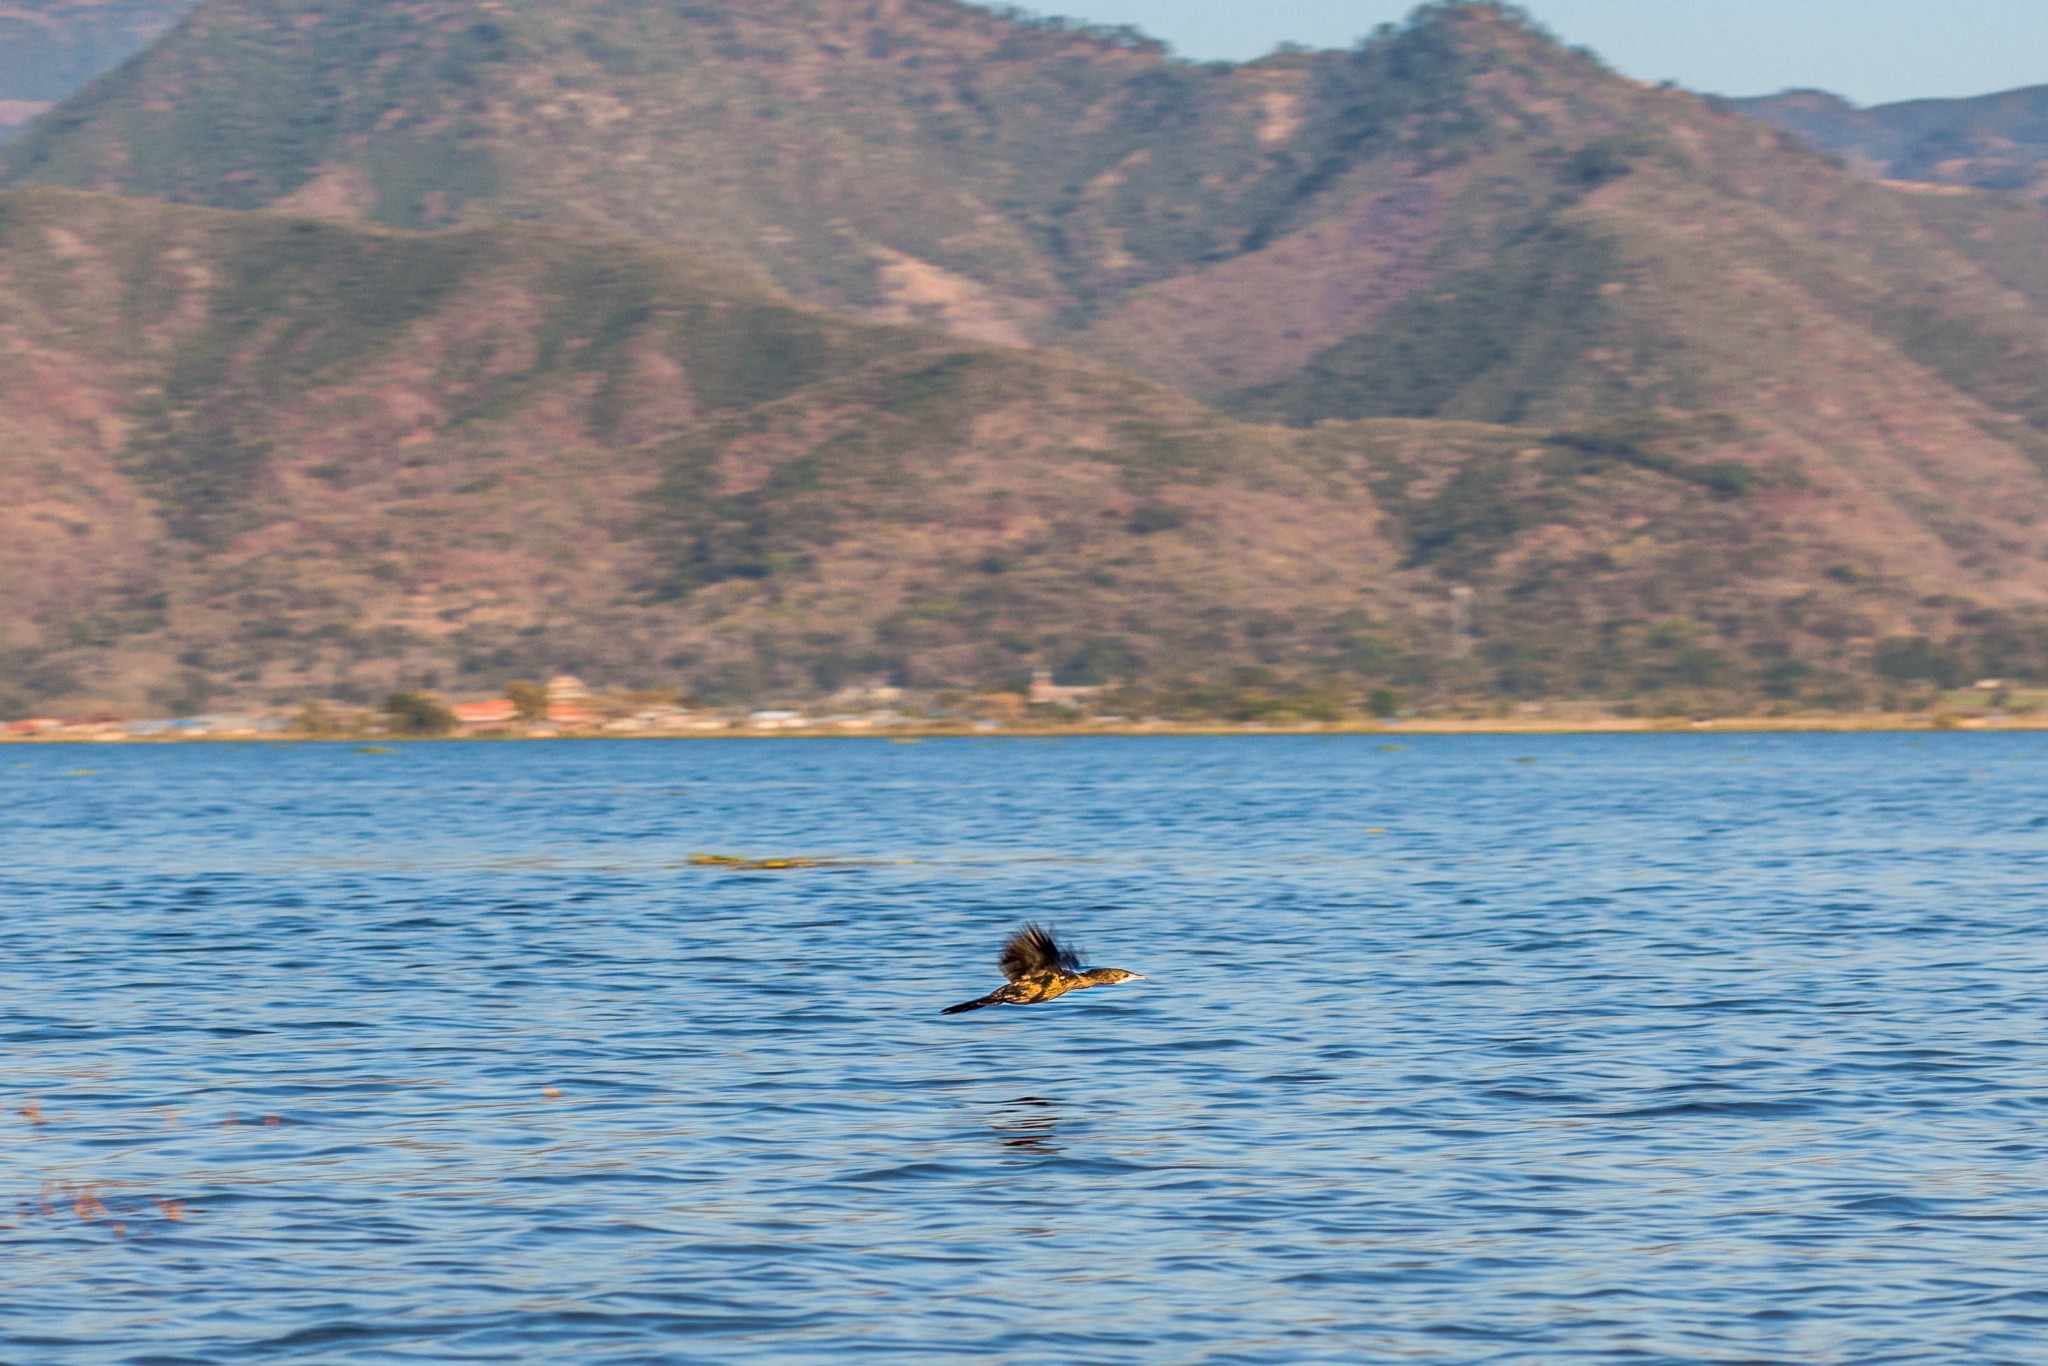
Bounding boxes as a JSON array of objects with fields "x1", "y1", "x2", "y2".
[
  {"x1": 687, "y1": 853, "x2": 826, "y2": 871},
  {"x1": 686, "y1": 853, "x2": 905, "y2": 871}
]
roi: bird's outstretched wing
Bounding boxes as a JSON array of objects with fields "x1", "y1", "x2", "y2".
[{"x1": 999, "y1": 924, "x2": 1080, "y2": 980}]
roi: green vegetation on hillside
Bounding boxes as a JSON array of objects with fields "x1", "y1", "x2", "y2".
[{"x1": 1236, "y1": 217, "x2": 1623, "y2": 425}]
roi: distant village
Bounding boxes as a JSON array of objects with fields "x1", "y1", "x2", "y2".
[
  {"x1": 12, "y1": 670, "x2": 2034, "y2": 741},
  {"x1": 0, "y1": 671, "x2": 1109, "y2": 741}
]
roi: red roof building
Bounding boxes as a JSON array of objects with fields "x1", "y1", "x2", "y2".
[{"x1": 453, "y1": 699, "x2": 519, "y2": 726}]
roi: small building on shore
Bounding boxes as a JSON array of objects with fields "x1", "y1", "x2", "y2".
[
  {"x1": 453, "y1": 699, "x2": 519, "y2": 727},
  {"x1": 1028, "y1": 668, "x2": 1102, "y2": 706}
]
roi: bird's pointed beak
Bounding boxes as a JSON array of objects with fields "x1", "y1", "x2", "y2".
[{"x1": 1129, "y1": 973, "x2": 1148, "y2": 981}]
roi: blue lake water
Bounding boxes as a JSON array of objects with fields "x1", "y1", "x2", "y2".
[{"x1": 3, "y1": 734, "x2": 2047, "y2": 1364}]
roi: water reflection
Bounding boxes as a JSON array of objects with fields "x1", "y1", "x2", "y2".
[{"x1": 988, "y1": 1095, "x2": 1063, "y2": 1154}]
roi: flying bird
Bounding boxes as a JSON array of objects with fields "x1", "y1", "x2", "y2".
[{"x1": 942, "y1": 924, "x2": 1145, "y2": 1015}]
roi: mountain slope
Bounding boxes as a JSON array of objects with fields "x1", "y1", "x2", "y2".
[
  {"x1": 2, "y1": 0, "x2": 1662, "y2": 395},
  {"x1": 1735, "y1": 85, "x2": 2048, "y2": 199},
  {"x1": 15, "y1": 0, "x2": 2048, "y2": 446},
  {"x1": 0, "y1": 187, "x2": 1400, "y2": 714},
  {"x1": 13, "y1": 3, "x2": 2048, "y2": 714},
  {"x1": 5, "y1": 188, "x2": 2048, "y2": 718}
]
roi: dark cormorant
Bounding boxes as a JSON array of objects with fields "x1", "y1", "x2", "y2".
[{"x1": 941, "y1": 924, "x2": 1144, "y2": 1015}]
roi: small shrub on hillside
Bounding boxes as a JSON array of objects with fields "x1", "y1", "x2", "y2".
[
  {"x1": 1126, "y1": 504, "x2": 1190, "y2": 534},
  {"x1": 1057, "y1": 636, "x2": 1140, "y2": 687},
  {"x1": 1761, "y1": 660, "x2": 1814, "y2": 699},
  {"x1": 1543, "y1": 429, "x2": 1754, "y2": 496},
  {"x1": 1873, "y1": 636, "x2": 1963, "y2": 689},
  {"x1": 505, "y1": 680, "x2": 548, "y2": 719},
  {"x1": 382, "y1": 691, "x2": 456, "y2": 736}
]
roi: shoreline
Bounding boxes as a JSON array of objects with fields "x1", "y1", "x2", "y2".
[{"x1": 1, "y1": 714, "x2": 2040, "y2": 743}]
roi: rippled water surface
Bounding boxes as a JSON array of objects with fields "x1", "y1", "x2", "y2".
[{"x1": 5, "y1": 735, "x2": 2048, "y2": 1363}]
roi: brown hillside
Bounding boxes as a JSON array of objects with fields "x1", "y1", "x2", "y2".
[
  {"x1": 4, "y1": 0, "x2": 1620, "y2": 394},
  {"x1": 4, "y1": 189, "x2": 2048, "y2": 718},
  {"x1": 14, "y1": 0, "x2": 2048, "y2": 441},
  {"x1": 12, "y1": 4, "x2": 2048, "y2": 713},
  {"x1": 0, "y1": 188, "x2": 1394, "y2": 715}
]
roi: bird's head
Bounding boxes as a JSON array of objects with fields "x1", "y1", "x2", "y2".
[{"x1": 1084, "y1": 967, "x2": 1145, "y2": 987}]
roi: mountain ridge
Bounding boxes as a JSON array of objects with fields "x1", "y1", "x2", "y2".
[
  {"x1": 1735, "y1": 83, "x2": 2048, "y2": 199},
  {"x1": 10, "y1": 3, "x2": 2048, "y2": 714},
  {"x1": 16, "y1": 0, "x2": 2048, "y2": 443},
  {"x1": 0, "y1": 1, "x2": 1634, "y2": 385}
]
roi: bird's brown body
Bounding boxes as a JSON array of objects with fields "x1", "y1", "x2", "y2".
[{"x1": 942, "y1": 925, "x2": 1143, "y2": 1014}]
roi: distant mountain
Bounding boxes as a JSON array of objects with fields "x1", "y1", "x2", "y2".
[
  {"x1": 4, "y1": 0, "x2": 1498, "y2": 380},
  {"x1": 0, "y1": 187, "x2": 1402, "y2": 715},
  {"x1": 4, "y1": 186, "x2": 2048, "y2": 718},
  {"x1": 12, "y1": 0, "x2": 2048, "y2": 433},
  {"x1": 10, "y1": 2, "x2": 2048, "y2": 714},
  {"x1": 1734, "y1": 85, "x2": 2048, "y2": 198},
  {"x1": 0, "y1": 0, "x2": 196, "y2": 144}
]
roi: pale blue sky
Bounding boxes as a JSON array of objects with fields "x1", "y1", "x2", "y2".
[{"x1": 990, "y1": 1, "x2": 2048, "y2": 107}]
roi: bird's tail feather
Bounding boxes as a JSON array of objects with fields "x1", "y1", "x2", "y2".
[{"x1": 942, "y1": 994, "x2": 1000, "y2": 1015}]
